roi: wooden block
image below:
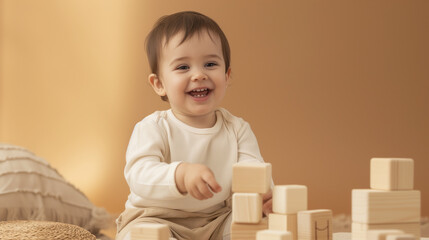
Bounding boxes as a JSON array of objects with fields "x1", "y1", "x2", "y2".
[
  {"x1": 256, "y1": 229, "x2": 292, "y2": 240},
  {"x1": 297, "y1": 209, "x2": 333, "y2": 240},
  {"x1": 268, "y1": 214, "x2": 297, "y2": 240},
  {"x1": 231, "y1": 218, "x2": 268, "y2": 240},
  {"x1": 352, "y1": 222, "x2": 420, "y2": 240},
  {"x1": 233, "y1": 193, "x2": 263, "y2": 224},
  {"x1": 131, "y1": 223, "x2": 170, "y2": 240},
  {"x1": 366, "y1": 229, "x2": 404, "y2": 240},
  {"x1": 352, "y1": 189, "x2": 420, "y2": 224},
  {"x1": 272, "y1": 185, "x2": 307, "y2": 214},
  {"x1": 385, "y1": 234, "x2": 416, "y2": 240},
  {"x1": 370, "y1": 158, "x2": 414, "y2": 190},
  {"x1": 232, "y1": 162, "x2": 272, "y2": 194}
]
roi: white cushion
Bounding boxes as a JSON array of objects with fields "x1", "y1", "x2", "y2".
[{"x1": 0, "y1": 143, "x2": 112, "y2": 234}]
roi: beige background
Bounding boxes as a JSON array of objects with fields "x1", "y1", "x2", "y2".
[{"x1": 1, "y1": 0, "x2": 428, "y2": 218}]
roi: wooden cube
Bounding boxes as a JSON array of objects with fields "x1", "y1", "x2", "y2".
[
  {"x1": 131, "y1": 223, "x2": 170, "y2": 240},
  {"x1": 352, "y1": 189, "x2": 420, "y2": 224},
  {"x1": 385, "y1": 234, "x2": 416, "y2": 240},
  {"x1": 268, "y1": 214, "x2": 297, "y2": 240},
  {"x1": 370, "y1": 158, "x2": 414, "y2": 190},
  {"x1": 231, "y1": 218, "x2": 268, "y2": 240},
  {"x1": 352, "y1": 222, "x2": 420, "y2": 240},
  {"x1": 233, "y1": 193, "x2": 263, "y2": 224},
  {"x1": 366, "y1": 229, "x2": 404, "y2": 240},
  {"x1": 297, "y1": 209, "x2": 333, "y2": 240},
  {"x1": 232, "y1": 162, "x2": 272, "y2": 194},
  {"x1": 272, "y1": 185, "x2": 307, "y2": 214},
  {"x1": 256, "y1": 229, "x2": 292, "y2": 240}
]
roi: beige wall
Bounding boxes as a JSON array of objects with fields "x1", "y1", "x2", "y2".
[{"x1": 1, "y1": 0, "x2": 428, "y2": 217}]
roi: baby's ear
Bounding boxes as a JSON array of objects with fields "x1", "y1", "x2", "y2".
[
  {"x1": 148, "y1": 74, "x2": 166, "y2": 97},
  {"x1": 225, "y1": 67, "x2": 232, "y2": 85}
]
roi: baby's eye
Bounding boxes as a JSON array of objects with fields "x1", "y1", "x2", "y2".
[
  {"x1": 205, "y1": 62, "x2": 218, "y2": 68},
  {"x1": 176, "y1": 65, "x2": 189, "y2": 70}
]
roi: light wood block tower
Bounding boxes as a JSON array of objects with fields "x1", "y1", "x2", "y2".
[
  {"x1": 351, "y1": 158, "x2": 421, "y2": 240},
  {"x1": 268, "y1": 185, "x2": 307, "y2": 240},
  {"x1": 231, "y1": 162, "x2": 272, "y2": 240},
  {"x1": 267, "y1": 184, "x2": 333, "y2": 240}
]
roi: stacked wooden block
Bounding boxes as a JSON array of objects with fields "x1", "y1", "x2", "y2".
[
  {"x1": 352, "y1": 158, "x2": 421, "y2": 240},
  {"x1": 297, "y1": 209, "x2": 333, "y2": 240},
  {"x1": 256, "y1": 230, "x2": 293, "y2": 240},
  {"x1": 130, "y1": 223, "x2": 170, "y2": 240},
  {"x1": 231, "y1": 162, "x2": 272, "y2": 240},
  {"x1": 265, "y1": 184, "x2": 333, "y2": 240},
  {"x1": 268, "y1": 185, "x2": 307, "y2": 240}
]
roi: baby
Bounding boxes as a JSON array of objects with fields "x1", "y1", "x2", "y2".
[{"x1": 116, "y1": 11, "x2": 272, "y2": 240}]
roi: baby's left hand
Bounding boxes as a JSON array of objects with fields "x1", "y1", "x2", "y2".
[{"x1": 262, "y1": 190, "x2": 273, "y2": 217}]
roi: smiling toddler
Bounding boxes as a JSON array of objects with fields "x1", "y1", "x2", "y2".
[{"x1": 116, "y1": 11, "x2": 272, "y2": 240}]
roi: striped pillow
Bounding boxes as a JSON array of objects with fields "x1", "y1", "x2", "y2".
[{"x1": 0, "y1": 143, "x2": 112, "y2": 234}]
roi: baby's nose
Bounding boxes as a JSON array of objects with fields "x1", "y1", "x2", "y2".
[{"x1": 191, "y1": 70, "x2": 208, "y2": 81}]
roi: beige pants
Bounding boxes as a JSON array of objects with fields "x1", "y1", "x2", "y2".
[{"x1": 116, "y1": 200, "x2": 232, "y2": 240}]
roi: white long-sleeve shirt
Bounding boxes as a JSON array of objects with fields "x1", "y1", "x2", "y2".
[{"x1": 124, "y1": 108, "x2": 265, "y2": 212}]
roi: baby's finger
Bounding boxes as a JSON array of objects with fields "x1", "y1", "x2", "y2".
[
  {"x1": 262, "y1": 199, "x2": 273, "y2": 217},
  {"x1": 189, "y1": 186, "x2": 206, "y2": 200},
  {"x1": 197, "y1": 182, "x2": 213, "y2": 199},
  {"x1": 202, "y1": 173, "x2": 222, "y2": 193},
  {"x1": 262, "y1": 190, "x2": 272, "y2": 202}
]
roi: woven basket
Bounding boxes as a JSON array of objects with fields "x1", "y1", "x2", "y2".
[{"x1": 0, "y1": 220, "x2": 96, "y2": 240}]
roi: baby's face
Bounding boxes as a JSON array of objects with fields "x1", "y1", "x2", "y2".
[{"x1": 156, "y1": 30, "x2": 230, "y2": 126}]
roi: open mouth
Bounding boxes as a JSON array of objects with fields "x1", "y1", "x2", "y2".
[{"x1": 187, "y1": 88, "x2": 211, "y2": 98}]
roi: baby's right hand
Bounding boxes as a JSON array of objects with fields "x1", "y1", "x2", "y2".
[{"x1": 175, "y1": 162, "x2": 222, "y2": 200}]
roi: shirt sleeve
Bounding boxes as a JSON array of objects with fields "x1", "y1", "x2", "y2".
[{"x1": 124, "y1": 120, "x2": 185, "y2": 200}]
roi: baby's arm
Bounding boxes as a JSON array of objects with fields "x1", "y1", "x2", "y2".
[
  {"x1": 127, "y1": 119, "x2": 223, "y2": 201},
  {"x1": 175, "y1": 162, "x2": 222, "y2": 200},
  {"x1": 126, "y1": 120, "x2": 184, "y2": 200}
]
